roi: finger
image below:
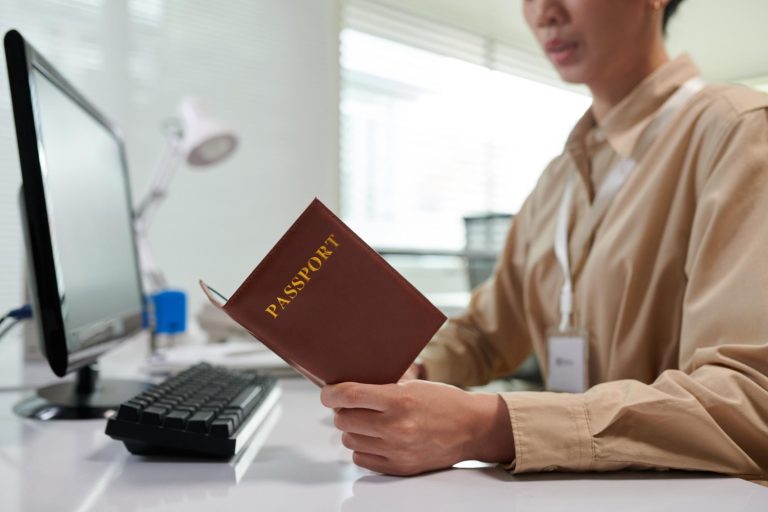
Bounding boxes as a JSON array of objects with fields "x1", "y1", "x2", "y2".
[
  {"x1": 321, "y1": 382, "x2": 394, "y2": 411},
  {"x1": 334, "y1": 408, "x2": 385, "y2": 437},
  {"x1": 354, "y1": 452, "x2": 423, "y2": 477},
  {"x1": 341, "y1": 432, "x2": 388, "y2": 457},
  {"x1": 351, "y1": 451, "x2": 393, "y2": 474}
]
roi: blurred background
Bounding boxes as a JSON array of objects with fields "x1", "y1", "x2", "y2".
[{"x1": 1, "y1": 0, "x2": 766, "y2": 328}]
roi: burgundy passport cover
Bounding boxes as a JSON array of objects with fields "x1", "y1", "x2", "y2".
[{"x1": 200, "y1": 198, "x2": 446, "y2": 386}]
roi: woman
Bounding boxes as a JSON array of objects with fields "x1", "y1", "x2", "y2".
[{"x1": 322, "y1": 0, "x2": 768, "y2": 482}]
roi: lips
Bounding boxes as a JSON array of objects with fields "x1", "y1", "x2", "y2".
[{"x1": 544, "y1": 38, "x2": 578, "y2": 65}]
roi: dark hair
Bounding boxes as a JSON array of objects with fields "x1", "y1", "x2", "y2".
[{"x1": 662, "y1": 0, "x2": 685, "y2": 34}]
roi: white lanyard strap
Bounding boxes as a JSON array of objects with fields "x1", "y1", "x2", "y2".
[
  {"x1": 555, "y1": 172, "x2": 576, "y2": 332},
  {"x1": 555, "y1": 76, "x2": 705, "y2": 332}
]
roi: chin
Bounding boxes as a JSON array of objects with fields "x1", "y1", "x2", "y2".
[{"x1": 552, "y1": 65, "x2": 590, "y2": 85}]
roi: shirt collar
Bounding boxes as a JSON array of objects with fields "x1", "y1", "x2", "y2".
[
  {"x1": 563, "y1": 108, "x2": 597, "y2": 182},
  {"x1": 566, "y1": 54, "x2": 700, "y2": 160}
]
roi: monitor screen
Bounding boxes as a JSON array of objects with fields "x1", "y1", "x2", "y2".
[
  {"x1": 6, "y1": 29, "x2": 144, "y2": 377},
  {"x1": 31, "y1": 67, "x2": 143, "y2": 354}
]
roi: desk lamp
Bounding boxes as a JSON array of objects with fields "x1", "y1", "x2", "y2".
[{"x1": 134, "y1": 96, "x2": 238, "y2": 293}]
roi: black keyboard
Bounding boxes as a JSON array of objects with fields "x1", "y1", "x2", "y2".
[{"x1": 105, "y1": 363, "x2": 279, "y2": 458}]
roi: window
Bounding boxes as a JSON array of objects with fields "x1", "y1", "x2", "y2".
[{"x1": 340, "y1": 0, "x2": 591, "y2": 251}]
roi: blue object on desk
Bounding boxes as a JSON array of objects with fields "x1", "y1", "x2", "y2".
[{"x1": 151, "y1": 289, "x2": 187, "y2": 334}]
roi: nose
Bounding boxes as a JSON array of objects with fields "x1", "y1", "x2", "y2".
[{"x1": 529, "y1": 0, "x2": 567, "y2": 28}]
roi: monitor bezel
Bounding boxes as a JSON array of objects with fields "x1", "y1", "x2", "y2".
[{"x1": 5, "y1": 29, "x2": 145, "y2": 377}]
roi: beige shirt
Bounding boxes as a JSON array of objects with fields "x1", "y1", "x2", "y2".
[{"x1": 419, "y1": 55, "x2": 768, "y2": 481}]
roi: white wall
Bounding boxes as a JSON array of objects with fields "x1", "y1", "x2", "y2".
[{"x1": 0, "y1": 0, "x2": 340, "y2": 320}]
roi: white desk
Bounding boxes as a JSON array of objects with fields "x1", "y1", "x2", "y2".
[{"x1": 0, "y1": 334, "x2": 767, "y2": 511}]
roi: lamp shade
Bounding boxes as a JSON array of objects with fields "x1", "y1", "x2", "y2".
[{"x1": 177, "y1": 96, "x2": 238, "y2": 166}]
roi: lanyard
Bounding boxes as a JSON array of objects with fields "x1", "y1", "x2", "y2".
[{"x1": 555, "y1": 77, "x2": 705, "y2": 332}]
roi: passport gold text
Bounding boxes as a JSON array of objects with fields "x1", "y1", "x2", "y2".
[{"x1": 265, "y1": 234, "x2": 339, "y2": 319}]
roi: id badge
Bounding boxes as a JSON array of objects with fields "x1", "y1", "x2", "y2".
[{"x1": 546, "y1": 327, "x2": 589, "y2": 393}]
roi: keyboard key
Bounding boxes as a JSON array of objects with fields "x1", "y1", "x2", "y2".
[
  {"x1": 222, "y1": 407, "x2": 244, "y2": 424},
  {"x1": 186, "y1": 411, "x2": 215, "y2": 433},
  {"x1": 217, "y1": 412, "x2": 241, "y2": 429},
  {"x1": 140, "y1": 406, "x2": 168, "y2": 425},
  {"x1": 164, "y1": 410, "x2": 191, "y2": 429},
  {"x1": 210, "y1": 419, "x2": 234, "y2": 438},
  {"x1": 156, "y1": 398, "x2": 179, "y2": 408},
  {"x1": 116, "y1": 401, "x2": 142, "y2": 422},
  {"x1": 228, "y1": 385, "x2": 263, "y2": 413},
  {"x1": 132, "y1": 396, "x2": 152, "y2": 408}
]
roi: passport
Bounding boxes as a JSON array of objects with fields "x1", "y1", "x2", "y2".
[{"x1": 200, "y1": 198, "x2": 446, "y2": 386}]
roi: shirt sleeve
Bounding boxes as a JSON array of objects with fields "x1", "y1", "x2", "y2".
[
  {"x1": 502, "y1": 105, "x2": 768, "y2": 480},
  {"x1": 418, "y1": 171, "x2": 548, "y2": 387}
]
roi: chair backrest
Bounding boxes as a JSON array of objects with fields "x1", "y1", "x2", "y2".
[{"x1": 463, "y1": 213, "x2": 513, "y2": 289}]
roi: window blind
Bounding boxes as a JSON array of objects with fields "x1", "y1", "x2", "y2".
[
  {"x1": 344, "y1": 0, "x2": 583, "y2": 91},
  {"x1": 340, "y1": 0, "x2": 590, "y2": 251}
]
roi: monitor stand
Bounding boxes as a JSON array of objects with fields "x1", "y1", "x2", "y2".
[{"x1": 14, "y1": 364, "x2": 151, "y2": 420}]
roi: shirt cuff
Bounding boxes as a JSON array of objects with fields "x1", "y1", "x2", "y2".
[{"x1": 500, "y1": 391, "x2": 594, "y2": 473}]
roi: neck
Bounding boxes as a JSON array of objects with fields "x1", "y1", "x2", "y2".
[{"x1": 590, "y1": 43, "x2": 670, "y2": 121}]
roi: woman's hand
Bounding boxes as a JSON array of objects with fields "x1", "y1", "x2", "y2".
[{"x1": 320, "y1": 380, "x2": 515, "y2": 476}]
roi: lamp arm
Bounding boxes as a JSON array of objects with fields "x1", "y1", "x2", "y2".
[
  {"x1": 134, "y1": 137, "x2": 182, "y2": 231},
  {"x1": 133, "y1": 135, "x2": 183, "y2": 294}
]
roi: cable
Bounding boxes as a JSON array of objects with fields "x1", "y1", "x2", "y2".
[
  {"x1": 0, "y1": 304, "x2": 32, "y2": 342},
  {"x1": 0, "y1": 318, "x2": 21, "y2": 341}
]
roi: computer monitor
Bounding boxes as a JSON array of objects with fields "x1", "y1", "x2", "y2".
[{"x1": 5, "y1": 29, "x2": 150, "y2": 419}]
